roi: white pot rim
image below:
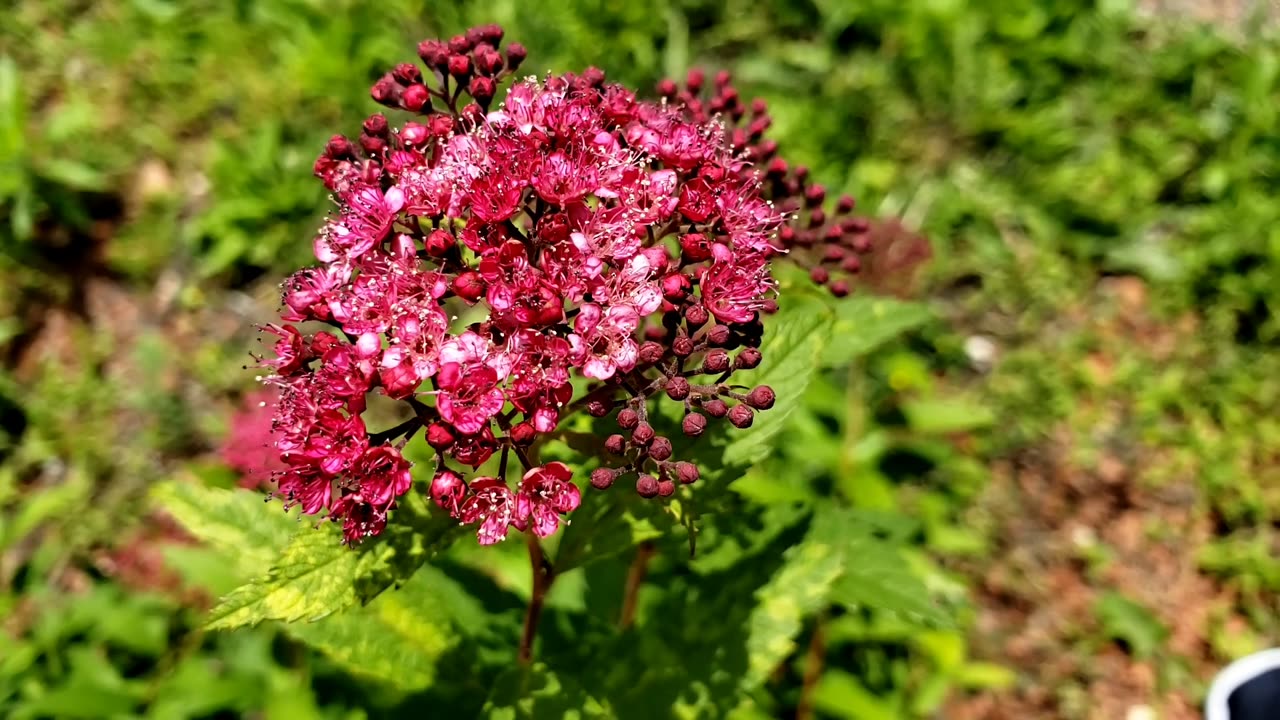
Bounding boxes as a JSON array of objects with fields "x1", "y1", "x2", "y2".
[{"x1": 1205, "y1": 648, "x2": 1280, "y2": 720}]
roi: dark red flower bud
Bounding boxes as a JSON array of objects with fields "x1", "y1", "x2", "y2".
[
  {"x1": 604, "y1": 434, "x2": 626, "y2": 455},
  {"x1": 506, "y1": 43, "x2": 527, "y2": 70},
  {"x1": 638, "y1": 341, "x2": 665, "y2": 364},
  {"x1": 810, "y1": 266, "x2": 830, "y2": 285},
  {"x1": 391, "y1": 62, "x2": 423, "y2": 86},
  {"x1": 685, "y1": 304, "x2": 709, "y2": 327},
  {"x1": 662, "y1": 272, "x2": 691, "y2": 302},
  {"x1": 324, "y1": 134, "x2": 355, "y2": 160},
  {"x1": 370, "y1": 75, "x2": 401, "y2": 106},
  {"x1": 401, "y1": 84, "x2": 431, "y2": 112},
  {"x1": 649, "y1": 436, "x2": 673, "y2": 461},
  {"x1": 728, "y1": 404, "x2": 754, "y2": 428},
  {"x1": 687, "y1": 68, "x2": 705, "y2": 92},
  {"x1": 706, "y1": 325, "x2": 731, "y2": 347},
  {"x1": 636, "y1": 474, "x2": 660, "y2": 498},
  {"x1": 452, "y1": 271, "x2": 485, "y2": 302},
  {"x1": 425, "y1": 229, "x2": 454, "y2": 256},
  {"x1": 673, "y1": 336, "x2": 695, "y2": 357},
  {"x1": 448, "y1": 54, "x2": 472, "y2": 79},
  {"x1": 429, "y1": 114, "x2": 455, "y2": 136},
  {"x1": 656, "y1": 78, "x2": 677, "y2": 97},
  {"x1": 510, "y1": 421, "x2": 536, "y2": 445},
  {"x1": 805, "y1": 183, "x2": 826, "y2": 208},
  {"x1": 478, "y1": 24, "x2": 504, "y2": 43},
  {"x1": 586, "y1": 397, "x2": 614, "y2": 417},
  {"x1": 837, "y1": 194, "x2": 856, "y2": 213},
  {"x1": 735, "y1": 347, "x2": 762, "y2": 370},
  {"x1": 418, "y1": 39, "x2": 450, "y2": 69},
  {"x1": 682, "y1": 413, "x2": 707, "y2": 437},
  {"x1": 468, "y1": 76, "x2": 496, "y2": 102},
  {"x1": 359, "y1": 134, "x2": 386, "y2": 156},
  {"x1": 675, "y1": 461, "x2": 700, "y2": 485},
  {"x1": 363, "y1": 114, "x2": 389, "y2": 137},
  {"x1": 427, "y1": 422, "x2": 456, "y2": 451},
  {"x1": 665, "y1": 376, "x2": 690, "y2": 400},
  {"x1": 747, "y1": 385, "x2": 776, "y2": 410},
  {"x1": 703, "y1": 399, "x2": 729, "y2": 418},
  {"x1": 617, "y1": 408, "x2": 639, "y2": 430},
  {"x1": 631, "y1": 422, "x2": 655, "y2": 446},
  {"x1": 830, "y1": 280, "x2": 850, "y2": 298},
  {"x1": 761, "y1": 299, "x2": 779, "y2": 314},
  {"x1": 841, "y1": 256, "x2": 862, "y2": 274},
  {"x1": 461, "y1": 102, "x2": 484, "y2": 125},
  {"x1": 657, "y1": 479, "x2": 677, "y2": 497},
  {"x1": 582, "y1": 66, "x2": 606, "y2": 87},
  {"x1": 474, "y1": 44, "x2": 504, "y2": 75},
  {"x1": 590, "y1": 467, "x2": 618, "y2": 490},
  {"x1": 702, "y1": 349, "x2": 729, "y2": 374},
  {"x1": 448, "y1": 34, "x2": 472, "y2": 54}
]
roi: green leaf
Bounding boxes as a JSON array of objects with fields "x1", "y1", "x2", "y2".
[
  {"x1": 1094, "y1": 592, "x2": 1168, "y2": 659},
  {"x1": 722, "y1": 294, "x2": 833, "y2": 467},
  {"x1": 743, "y1": 532, "x2": 844, "y2": 689},
  {"x1": 553, "y1": 481, "x2": 670, "y2": 573},
  {"x1": 483, "y1": 663, "x2": 612, "y2": 719},
  {"x1": 283, "y1": 565, "x2": 461, "y2": 692},
  {"x1": 151, "y1": 481, "x2": 296, "y2": 577},
  {"x1": 812, "y1": 670, "x2": 898, "y2": 720},
  {"x1": 821, "y1": 296, "x2": 932, "y2": 366},
  {"x1": 187, "y1": 485, "x2": 464, "y2": 630},
  {"x1": 901, "y1": 395, "x2": 996, "y2": 434}
]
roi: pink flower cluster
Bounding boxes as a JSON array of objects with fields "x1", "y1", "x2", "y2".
[{"x1": 257, "y1": 25, "x2": 837, "y2": 546}]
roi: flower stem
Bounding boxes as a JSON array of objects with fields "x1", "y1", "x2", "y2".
[
  {"x1": 618, "y1": 541, "x2": 655, "y2": 629},
  {"x1": 796, "y1": 617, "x2": 826, "y2": 720},
  {"x1": 518, "y1": 532, "x2": 554, "y2": 664}
]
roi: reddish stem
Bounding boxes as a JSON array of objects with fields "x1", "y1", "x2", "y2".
[
  {"x1": 618, "y1": 541, "x2": 655, "y2": 629},
  {"x1": 518, "y1": 533, "x2": 554, "y2": 664}
]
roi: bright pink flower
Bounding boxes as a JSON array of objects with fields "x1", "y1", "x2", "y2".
[
  {"x1": 313, "y1": 184, "x2": 404, "y2": 262},
  {"x1": 258, "y1": 324, "x2": 310, "y2": 376},
  {"x1": 430, "y1": 469, "x2": 467, "y2": 517},
  {"x1": 275, "y1": 464, "x2": 333, "y2": 515},
  {"x1": 514, "y1": 462, "x2": 580, "y2": 538},
  {"x1": 699, "y1": 255, "x2": 776, "y2": 324},
  {"x1": 379, "y1": 310, "x2": 448, "y2": 398},
  {"x1": 352, "y1": 445, "x2": 413, "y2": 507},
  {"x1": 459, "y1": 477, "x2": 516, "y2": 545},
  {"x1": 572, "y1": 303, "x2": 640, "y2": 380}
]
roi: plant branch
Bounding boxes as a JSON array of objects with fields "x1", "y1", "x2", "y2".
[
  {"x1": 518, "y1": 533, "x2": 555, "y2": 665},
  {"x1": 796, "y1": 617, "x2": 826, "y2": 720}
]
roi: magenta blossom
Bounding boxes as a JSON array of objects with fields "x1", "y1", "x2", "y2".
[{"x1": 514, "y1": 462, "x2": 581, "y2": 538}]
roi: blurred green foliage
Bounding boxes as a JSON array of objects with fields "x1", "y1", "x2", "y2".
[{"x1": 1, "y1": 0, "x2": 1279, "y2": 717}]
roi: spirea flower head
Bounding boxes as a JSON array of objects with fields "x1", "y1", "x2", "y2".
[{"x1": 256, "y1": 25, "x2": 860, "y2": 547}]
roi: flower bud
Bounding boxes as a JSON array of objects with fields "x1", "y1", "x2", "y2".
[
  {"x1": 506, "y1": 43, "x2": 527, "y2": 70},
  {"x1": 673, "y1": 336, "x2": 695, "y2": 357},
  {"x1": 604, "y1": 434, "x2": 626, "y2": 455},
  {"x1": 728, "y1": 404, "x2": 754, "y2": 428},
  {"x1": 841, "y1": 256, "x2": 862, "y2": 274},
  {"x1": 429, "y1": 114, "x2": 455, "y2": 136},
  {"x1": 582, "y1": 66, "x2": 606, "y2": 87},
  {"x1": 586, "y1": 397, "x2": 614, "y2": 417},
  {"x1": 452, "y1": 271, "x2": 485, "y2": 302},
  {"x1": 636, "y1": 474, "x2": 660, "y2": 498},
  {"x1": 430, "y1": 470, "x2": 466, "y2": 515},
  {"x1": 473, "y1": 44, "x2": 504, "y2": 75},
  {"x1": 662, "y1": 272, "x2": 691, "y2": 302},
  {"x1": 425, "y1": 229, "x2": 455, "y2": 257},
  {"x1": 702, "y1": 349, "x2": 729, "y2": 374},
  {"x1": 805, "y1": 183, "x2": 826, "y2": 208},
  {"x1": 427, "y1": 422, "x2": 456, "y2": 451},
  {"x1": 657, "y1": 479, "x2": 677, "y2": 497},
  {"x1": 401, "y1": 121, "x2": 429, "y2": 145},
  {"x1": 448, "y1": 54, "x2": 472, "y2": 79},
  {"x1": 359, "y1": 133, "x2": 386, "y2": 156},
  {"x1": 616, "y1": 408, "x2": 639, "y2": 430},
  {"x1": 703, "y1": 399, "x2": 728, "y2": 418},
  {"x1": 649, "y1": 436, "x2": 673, "y2": 461},
  {"x1": 746, "y1": 385, "x2": 775, "y2": 410},
  {"x1": 418, "y1": 39, "x2": 450, "y2": 68},
  {"x1": 590, "y1": 467, "x2": 618, "y2": 490},
  {"x1": 706, "y1": 324, "x2": 731, "y2": 347},
  {"x1": 469, "y1": 76, "x2": 496, "y2": 102},
  {"x1": 324, "y1": 134, "x2": 355, "y2": 160},
  {"x1": 810, "y1": 266, "x2": 830, "y2": 285},
  {"x1": 686, "y1": 68, "x2": 705, "y2": 92},
  {"x1": 682, "y1": 413, "x2": 707, "y2": 437},
  {"x1": 448, "y1": 34, "x2": 472, "y2": 54},
  {"x1": 401, "y1": 84, "x2": 431, "y2": 112},
  {"x1": 631, "y1": 422, "x2": 655, "y2": 446},
  {"x1": 510, "y1": 421, "x2": 536, "y2": 445},
  {"x1": 370, "y1": 74, "x2": 400, "y2": 106},
  {"x1": 391, "y1": 62, "x2": 423, "y2": 85},
  {"x1": 638, "y1": 341, "x2": 665, "y2": 364},
  {"x1": 735, "y1": 347, "x2": 762, "y2": 370},
  {"x1": 665, "y1": 376, "x2": 690, "y2": 401},
  {"x1": 830, "y1": 280, "x2": 850, "y2": 298},
  {"x1": 656, "y1": 78, "x2": 677, "y2": 97},
  {"x1": 680, "y1": 233, "x2": 712, "y2": 263},
  {"x1": 685, "y1": 304, "x2": 709, "y2": 327},
  {"x1": 674, "y1": 461, "x2": 700, "y2": 485}
]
